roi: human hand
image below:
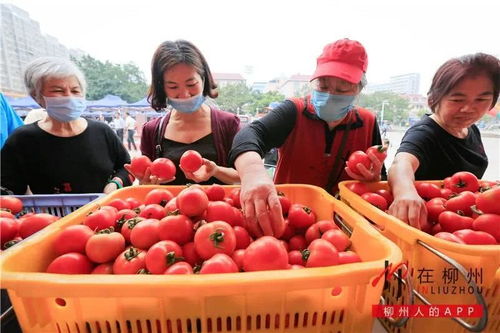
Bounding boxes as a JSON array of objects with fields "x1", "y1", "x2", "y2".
[
  {"x1": 181, "y1": 158, "x2": 217, "y2": 183},
  {"x1": 239, "y1": 168, "x2": 285, "y2": 238},
  {"x1": 345, "y1": 149, "x2": 384, "y2": 182},
  {"x1": 387, "y1": 190, "x2": 427, "y2": 229},
  {"x1": 103, "y1": 182, "x2": 118, "y2": 194},
  {"x1": 124, "y1": 164, "x2": 175, "y2": 185}
]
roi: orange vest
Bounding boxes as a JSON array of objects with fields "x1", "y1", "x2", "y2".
[{"x1": 274, "y1": 96, "x2": 378, "y2": 193}]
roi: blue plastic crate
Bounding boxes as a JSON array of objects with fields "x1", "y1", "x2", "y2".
[{"x1": 15, "y1": 194, "x2": 102, "y2": 217}]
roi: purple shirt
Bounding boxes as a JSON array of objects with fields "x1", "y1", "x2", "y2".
[{"x1": 140, "y1": 107, "x2": 240, "y2": 167}]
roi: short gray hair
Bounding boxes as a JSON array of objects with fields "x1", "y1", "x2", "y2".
[
  {"x1": 24, "y1": 57, "x2": 87, "y2": 100},
  {"x1": 358, "y1": 73, "x2": 367, "y2": 92}
]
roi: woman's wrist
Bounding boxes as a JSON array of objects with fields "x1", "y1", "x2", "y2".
[{"x1": 108, "y1": 177, "x2": 123, "y2": 189}]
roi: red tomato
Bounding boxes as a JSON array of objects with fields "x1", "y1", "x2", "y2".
[
  {"x1": 46, "y1": 252, "x2": 94, "y2": 274},
  {"x1": 139, "y1": 204, "x2": 166, "y2": 220},
  {"x1": 305, "y1": 239, "x2": 339, "y2": 268},
  {"x1": 113, "y1": 247, "x2": 146, "y2": 274},
  {"x1": 130, "y1": 219, "x2": 160, "y2": 249},
  {"x1": 375, "y1": 189, "x2": 394, "y2": 206},
  {"x1": 476, "y1": 186, "x2": 500, "y2": 215},
  {"x1": 431, "y1": 223, "x2": 442, "y2": 235},
  {"x1": 478, "y1": 180, "x2": 500, "y2": 192},
  {"x1": 434, "y1": 232, "x2": 466, "y2": 244},
  {"x1": 182, "y1": 242, "x2": 202, "y2": 267},
  {"x1": 54, "y1": 225, "x2": 94, "y2": 255},
  {"x1": 243, "y1": 236, "x2": 288, "y2": 272},
  {"x1": 199, "y1": 253, "x2": 239, "y2": 274},
  {"x1": 229, "y1": 188, "x2": 241, "y2": 208},
  {"x1": 449, "y1": 171, "x2": 479, "y2": 193},
  {"x1": 472, "y1": 214, "x2": 500, "y2": 242},
  {"x1": 288, "y1": 204, "x2": 316, "y2": 228},
  {"x1": 150, "y1": 158, "x2": 176, "y2": 179},
  {"x1": 145, "y1": 240, "x2": 183, "y2": 274},
  {"x1": 321, "y1": 229, "x2": 351, "y2": 251},
  {"x1": 426, "y1": 198, "x2": 446, "y2": 224},
  {"x1": 361, "y1": 192, "x2": 388, "y2": 211},
  {"x1": 205, "y1": 201, "x2": 235, "y2": 225},
  {"x1": 280, "y1": 239, "x2": 289, "y2": 252},
  {"x1": 445, "y1": 191, "x2": 476, "y2": 216},
  {"x1": 279, "y1": 219, "x2": 295, "y2": 241},
  {"x1": 130, "y1": 156, "x2": 152, "y2": 178},
  {"x1": 86, "y1": 231, "x2": 126, "y2": 263},
  {"x1": 304, "y1": 220, "x2": 338, "y2": 244},
  {"x1": 91, "y1": 263, "x2": 114, "y2": 274},
  {"x1": 366, "y1": 145, "x2": 387, "y2": 163},
  {"x1": 177, "y1": 188, "x2": 209, "y2": 217},
  {"x1": 164, "y1": 197, "x2": 178, "y2": 214},
  {"x1": 165, "y1": 262, "x2": 193, "y2": 274},
  {"x1": 346, "y1": 151, "x2": 371, "y2": 175},
  {"x1": 234, "y1": 226, "x2": 252, "y2": 249},
  {"x1": 158, "y1": 213, "x2": 194, "y2": 245},
  {"x1": 19, "y1": 213, "x2": 58, "y2": 238},
  {"x1": 453, "y1": 229, "x2": 497, "y2": 245},
  {"x1": 277, "y1": 192, "x2": 291, "y2": 216},
  {"x1": 0, "y1": 210, "x2": 15, "y2": 219},
  {"x1": 194, "y1": 221, "x2": 236, "y2": 260},
  {"x1": 338, "y1": 251, "x2": 362, "y2": 264},
  {"x1": 288, "y1": 234, "x2": 307, "y2": 251},
  {"x1": 180, "y1": 150, "x2": 203, "y2": 172},
  {"x1": 288, "y1": 250, "x2": 305, "y2": 266},
  {"x1": 289, "y1": 264, "x2": 305, "y2": 270},
  {"x1": 0, "y1": 196, "x2": 23, "y2": 214},
  {"x1": 438, "y1": 211, "x2": 474, "y2": 233},
  {"x1": 443, "y1": 177, "x2": 453, "y2": 191},
  {"x1": 120, "y1": 217, "x2": 144, "y2": 243},
  {"x1": 124, "y1": 197, "x2": 142, "y2": 209},
  {"x1": 145, "y1": 189, "x2": 174, "y2": 207},
  {"x1": 440, "y1": 188, "x2": 454, "y2": 200},
  {"x1": 0, "y1": 217, "x2": 18, "y2": 246},
  {"x1": 231, "y1": 207, "x2": 245, "y2": 228},
  {"x1": 204, "y1": 184, "x2": 226, "y2": 201},
  {"x1": 84, "y1": 209, "x2": 116, "y2": 232},
  {"x1": 231, "y1": 249, "x2": 246, "y2": 271},
  {"x1": 3, "y1": 237, "x2": 22, "y2": 250},
  {"x1": 106, "y1": 199, "x2": 131, "y2": 211},
  {"x1": 345, "y1": 182, "x2": 369, "y2": 196},
  {"x1": 415, "y1": 183, "x2": 442, "y2": 201},
  {"x1": 116, "y1": 209, "x2": 138, "y2": 230}
]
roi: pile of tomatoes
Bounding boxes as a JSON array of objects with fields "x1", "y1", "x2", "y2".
[
  {"x1": 45, "y1": 185, "x2": 362, "y2": 274},
  {"x1": 0, "y1": 196, "x2": 60, "y2": 250},
  {"x1": 348, "y1": 171, "x2": 500, "y2": 245}
]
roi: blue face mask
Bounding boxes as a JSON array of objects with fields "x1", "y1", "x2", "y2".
[
  {"x1": 43, "y1": 96, "x2": 86, "y2": 122},
  {"x1": 168, "y1": 94, "x2": 205, "y2": 113},
  {"x1": 311, "y1": 90, "x2": 355, "y2": 122}
]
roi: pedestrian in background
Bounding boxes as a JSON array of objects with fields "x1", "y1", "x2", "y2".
[
  {"x1": 125, "y1": 111, "x2": 137, "y2": 151},
  {"x1": 111, "y1": 111, "x2": 125, "y2": 143}
]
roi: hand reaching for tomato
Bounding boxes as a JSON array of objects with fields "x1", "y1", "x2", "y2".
[
  {"x1": 345, "y1": 145, "x2": 386, "y2": 182},
  {"x1": 387, "y1": 189, "x2": 427, "y2": 230},
  {"x1": 180, "y1": 158, "x2": 218, "y2": 183},
  {"x1": 124, "y1": 164, "x2": 175, "y2": 185}
]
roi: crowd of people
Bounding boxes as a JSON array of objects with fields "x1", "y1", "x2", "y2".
[{"x1": 1, "y1": 38, "x2": 499, "y2": 236}]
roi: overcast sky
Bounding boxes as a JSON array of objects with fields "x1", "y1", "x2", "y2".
[{"x1": 3, "y1": 0, "x2": 499, "y2": 94}]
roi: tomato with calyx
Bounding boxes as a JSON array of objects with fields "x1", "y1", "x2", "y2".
[
  {"x1": 346, "y1": 151, "x2": 371, "y2": 175},
  {"x1": 243, "y1": 236, "x2": 288, "y2": 272},
  {"x1": 194, "y1": 221, "x2": 236, "y2": 260}
]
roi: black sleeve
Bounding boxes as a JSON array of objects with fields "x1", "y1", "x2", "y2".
[
  {"x1": 228, "y1": 100, "x2": 297, "y2": 166},
  {"x1": 371, "y1": 120, "x2": 387, "y2": 179},
  {"x1": 0, "y1": 128, "x2": 29, "y2": 194}
]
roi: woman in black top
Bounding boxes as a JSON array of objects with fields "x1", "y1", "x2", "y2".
[
  {"x1": 1, "y1": 57, "x2": 130, "y2": 194},
  {"x1": 388, "y1": 53, "x2": 500, "y2": 229}
]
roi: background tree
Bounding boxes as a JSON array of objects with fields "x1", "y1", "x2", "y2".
[
  {"x1": 72, "y1": 55, "x2": 148, "y2": 103},
  {"x1": 215, "y1": 83, "x2": 254, "y2": 114},
  {"x1": 357, "y1": 91, "x2": 411, "y2": 125},
  {"x1": 247, "y1": 91, "x2": 285, "y2": 115}
]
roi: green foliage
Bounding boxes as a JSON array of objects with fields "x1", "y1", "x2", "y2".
[
  {"x1": 72, "y1": 55, "x2": 148, "y2": 103},
  {"x1": 357, "y1": 91, "x2": 411, "y2": 124},
  {"x1": 216, "y1": 83, "x2": 285, "y2": 115}
]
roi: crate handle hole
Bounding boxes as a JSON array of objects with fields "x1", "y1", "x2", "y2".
[
  {"x1": 55, "y1": 298, "x2": 66, "y2": 306},
  {"x1": 331, "y1": 286, "x2": 342, "y2": 296}
]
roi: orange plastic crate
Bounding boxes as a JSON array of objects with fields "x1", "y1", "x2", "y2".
[
  {"x1": 0, "y1": 184, "x2": 402, "y2": 333},
  {"x1": 339, "y1": 180, "x2": 500, "y2": 333}
]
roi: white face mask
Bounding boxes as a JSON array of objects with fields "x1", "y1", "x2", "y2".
[
  {"x1": 168, "y1": 94, "x2": 205, "y2": 113},
  {"x1": 43, "y1": 96, "x2": 86, "y2": 122}
]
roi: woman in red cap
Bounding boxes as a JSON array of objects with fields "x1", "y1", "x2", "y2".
[
  {"x1": 388, "y1": 53, "x2": 500, "y2": 230},
  {"x1": 228, "y1": 39, "x2": 385, "y2": 237}
]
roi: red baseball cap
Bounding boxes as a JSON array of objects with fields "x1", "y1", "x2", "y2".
[{"x1": 311, "y1": 39, "x2": 368, "y2": 84}]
